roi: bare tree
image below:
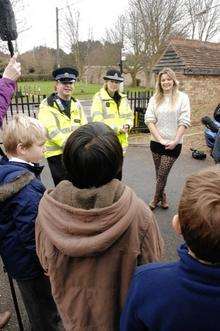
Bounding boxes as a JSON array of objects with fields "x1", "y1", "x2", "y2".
[
  {"x1": 63, "y1": 7, "x2": 80, "y2": 51},
  {"x1": 11, "y1": 0, "x2": 28, "y2": 34},
  {"x1": 105, "y1": 13, "x2": 144, "y2": 86},
  {"x1": 105, "y1": 14, "x2": 126, "y2": 67},
  {"x1": 133, "y1": 0, "x2": 185, "y2": 56},
  {"x1": 104, "y1": 0, "x2": 219, "y2": 86},
  {"x1": 184, "y1": 0, "x2": 220, "y2": 41},
  {"x1": 61, "y1": 6, "x2": 96, "y2": 78},
  {"x1": 105, "y1": 14, "x2": 126, "y2": 44},
  {"x1": 104, "y1": 0, "x2": 187, "y2": 86},
  {"x1": 61, "y1": 6, "x2": 81, "y2": 70}
]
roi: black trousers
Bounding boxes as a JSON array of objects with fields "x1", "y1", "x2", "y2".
[
  {"x1": 47, "y1": 154, "x2": 67, "y2": 186},
  {"x1": 17, "y1": 274, "x2": 61, "y2": 331}
]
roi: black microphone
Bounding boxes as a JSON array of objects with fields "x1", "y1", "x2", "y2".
[{"x1": 0, "y1": 0, "x2": 18, "y2": 56}]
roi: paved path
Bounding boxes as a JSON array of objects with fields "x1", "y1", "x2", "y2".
[
  {"x1": 123, "y1": 147, "x2": 213, "y2": 261},
  {"x1": 0, "y1": 146, "x2": 213, "y2": 330},
  {"x1": 80, "y1": 99, "x2": 92, "y2": 122}
]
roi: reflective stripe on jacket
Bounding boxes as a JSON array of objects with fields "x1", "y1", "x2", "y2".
[
  {"x1": 91, "y1": 88, "x2": 133, "y2": 149},
  {"x1": 38, "y1": 97, "x2": 87, "y2": 158}
]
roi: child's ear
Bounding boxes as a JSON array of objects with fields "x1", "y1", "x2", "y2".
[
  {"x1": 172, "y1": 214, "x2": 182, "y2": 235},
  {"x1": 17, "y1": 143, "x2": 27, "y2": 156}
]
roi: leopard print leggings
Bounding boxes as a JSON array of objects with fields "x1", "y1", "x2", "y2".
[{"x1": 152, "y1": 152, "x2": 177, "y2": 201}]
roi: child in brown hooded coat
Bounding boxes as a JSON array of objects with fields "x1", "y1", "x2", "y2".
[{"x1": 35, "y1": 122, "x2": 163, "y2": 331}]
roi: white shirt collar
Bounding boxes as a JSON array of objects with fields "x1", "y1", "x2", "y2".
[{"x1": 9, "y1": 157, "x2": 34, "y2": 166}]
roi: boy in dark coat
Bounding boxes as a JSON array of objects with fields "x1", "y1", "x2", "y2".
[
  {"x1": 0, "y1": 115, "x2": 60, "y2": 331},
  {"x1": 121, "y1": 166, "x2": 220, "y2": 331}
]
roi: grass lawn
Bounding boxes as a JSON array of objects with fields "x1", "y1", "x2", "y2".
[
  {"x1": 18, "y1": 81, "x2": 101, "y2": 99},
  {"x1": 18, "y1": 81, "x2": 151, "y2": 99}
]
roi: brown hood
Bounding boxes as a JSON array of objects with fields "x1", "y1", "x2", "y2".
[{"x1": 37, "y1": 179, "x2": 139, "y2": 257}]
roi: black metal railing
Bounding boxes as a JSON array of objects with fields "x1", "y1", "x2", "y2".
[
  {"x1": 5, "y1": 93, "x2": 46, "y2": 120},
  {"x1": 127, "y1": 91, "x2": 153, "y2": 133},
  {"x1": 5, "y1": 90, "x2": 153, "y2": 132}
]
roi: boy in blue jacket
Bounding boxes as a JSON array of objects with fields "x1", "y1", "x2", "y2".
[
  {"x1": 0, "y1": 115, "x2": 60, "y2": 330},
  {"x1": 121, "y1": 166, "x2": 220, "y2": 331}
]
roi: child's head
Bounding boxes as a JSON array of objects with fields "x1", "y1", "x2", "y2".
[
  {"x1": 63, "y1": 122, "x2": 123, "y2": 189},
  {"x1": 176, "y1": 167, "x2": 220, "y2": 263},
  {"x1": 2, "y1": 115, "x2": 46, "y2": 163}
]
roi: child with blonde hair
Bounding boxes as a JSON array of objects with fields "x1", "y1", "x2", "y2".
[{"x1": 0, "y1": 115, "x2": 60, "y2": 331}]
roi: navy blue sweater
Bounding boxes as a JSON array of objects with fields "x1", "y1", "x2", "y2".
[
  {"x1": 0, "y1": 160, "x2": 45, "y2": 280},
  {"x1": 121, "y1": 244, "x2": 220, "y2": 331}
]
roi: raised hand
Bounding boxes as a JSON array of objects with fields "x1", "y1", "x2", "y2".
[{"x1": 2, "y1": 54, "x2": 21, "y2": 81}]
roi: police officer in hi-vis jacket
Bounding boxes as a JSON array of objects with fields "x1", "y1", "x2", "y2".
[
  {"x1": 38, "y1": 67, "x2": 87, "y2": 185},
  {"x1": 91, "y1": 69, "x2": 133, "y2": 154}
]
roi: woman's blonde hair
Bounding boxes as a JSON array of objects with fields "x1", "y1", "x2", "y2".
[
  {"x1": 154, "y1": 67, "x2": 179, "y2": 106},
  {"x1": 103, "y1": 81, "x2": 120, "y2": 92},
  {"x1": 103, "y1": 81, "x2": 108, "y2": 89},
  {"x1": 2, "y1": 115, "x2": 46, "y2": 153}
]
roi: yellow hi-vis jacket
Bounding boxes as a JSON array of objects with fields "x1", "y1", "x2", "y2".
[
  {"x1": 91, "y1": 88, "x2": 133, "y2": 150},
  {"x1": 38, "y1": 96, "x2": 87, "y2": 158}
]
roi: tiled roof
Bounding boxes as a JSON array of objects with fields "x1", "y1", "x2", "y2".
[
  {"x1": 172, "y1": 39, "x2": 220, "y2": 68},
  {"x1": 154, "y1": 39, "x2": 220, "y2": 72}
]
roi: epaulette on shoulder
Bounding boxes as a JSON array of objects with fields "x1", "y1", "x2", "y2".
[
  {"x1": 119, "y1": 91, "x2": 127, "y2": 98},
  {"x1": 71, "y1": 96, "x2": 77, "y2": 102},
  {"x1": 47, "y1": 93, "x2": 57, "y2": 107},
  {"x1": 40, "y1": 97, "x2": 49, "y2": 108}
]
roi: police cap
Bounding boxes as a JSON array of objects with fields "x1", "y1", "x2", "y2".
[
  {"x1": 52, "y1": 67, "x2": 79, "y2": 83},
  {"x1": 103, "y1": 69, "x2": 124, "y2": 82}
]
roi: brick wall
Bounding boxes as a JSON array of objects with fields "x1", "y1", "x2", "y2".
[{"x1": 176, "y1": 73, "x2": 220, "y2": 124}]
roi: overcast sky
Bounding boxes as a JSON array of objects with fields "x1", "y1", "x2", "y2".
[
  {"x1": 17, "y1": 0, "x2": 129, "y2": 53},
  {"x1": 16, "y1": 0, "x2": 220, "y2": 54}
]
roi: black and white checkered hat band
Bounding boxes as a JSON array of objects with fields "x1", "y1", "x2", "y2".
[{"x1": 104, "y1": 75, "x2": 124, "y2": 82}]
